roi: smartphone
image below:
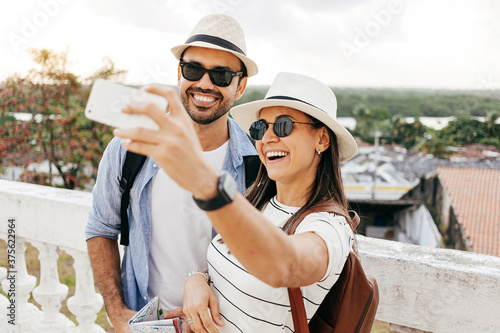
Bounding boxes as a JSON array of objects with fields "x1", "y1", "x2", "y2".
[{"x1": 84, "y1": 79, "x2": 168, "y2": 130}]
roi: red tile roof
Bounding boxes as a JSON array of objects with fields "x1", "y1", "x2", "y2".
[{"x1": 437, "y1": 167, "x2": 500, "y2": 257}]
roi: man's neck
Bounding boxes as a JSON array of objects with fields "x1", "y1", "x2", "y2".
[{"x1": 194, "y1": 115, "x2": 230, "y2": 151}]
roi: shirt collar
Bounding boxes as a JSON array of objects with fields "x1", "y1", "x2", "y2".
[{"x1": 227, "y1": 117, "x2": 258, "y2": 169}]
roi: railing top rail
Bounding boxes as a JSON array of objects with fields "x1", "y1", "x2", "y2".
[
  {"x1": 358, "y1": 235, "x2": 500, "y2": 277},
  {"x1": 0, "y1": 180, "x2": 92, "y2": 252},
  {"x1": 357, "y1": 236, "x2": 500, "y2": 333}
]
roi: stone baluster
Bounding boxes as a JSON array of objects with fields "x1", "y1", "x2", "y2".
[
  {"x1": 0, "y1": 266, "x2": 12, "y2": 332},
  {"x1": 2, "y1": 237, "x2": 41, "y2": 332},
  {"x1": 31, "y1": 241, "x2": 75, "y2": 332},
  {"x1": 61, "y1": 247, "x2": 105, "y2": 333}
]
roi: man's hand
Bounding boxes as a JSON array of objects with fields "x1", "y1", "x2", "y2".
[{"x1": 110, "y1": 307, "x2": 137, "y2": 333}]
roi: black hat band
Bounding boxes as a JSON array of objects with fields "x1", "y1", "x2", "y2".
[{"x1": 185, "y1": 34, "x2": 246, "y2": 56}]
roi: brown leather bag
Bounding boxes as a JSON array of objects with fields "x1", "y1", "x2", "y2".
[{"x1": 287, "y1": 204, "x2": 379, "y2": 333}]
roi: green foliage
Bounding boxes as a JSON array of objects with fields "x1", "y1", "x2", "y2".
[
  {"x1": 238, "y1": 87, "x2": 500, "y2": 118},
  {"x1": 479, "y1": 137, "x2": 500, "y2": 146},
  {"x1": 351, "y1": 104, "x2": 393, "y2": 144},
  {"x1": 483, "y1": 111, "x2": 499, "y2": 138},
  {"x1": 0, "y1": 48, "x2": 124, "y2": 189},
  {"x1": 392, "y1": 119, "x2": 428, "y2": 150},
  {"x1": 0, "y1": 114, "x2": 16, "y2": 126},
  {"x1": 333, "y1": 89, "x2": 500, "y2": 118},
  {"x1": 422, "y1": 131, "x2": 454, "y2": 158},
  {"x1": 348, "y1": 106, "x2": 500, "y2": 154},
  {"x1": 441, "y1": 117, "x2": 486, "y2": 146}
]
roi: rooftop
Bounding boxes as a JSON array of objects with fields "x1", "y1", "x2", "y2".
[{"x1": 437, "y1": 166, "x2": 500, "y2": 257}]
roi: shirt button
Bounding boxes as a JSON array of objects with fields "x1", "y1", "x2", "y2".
[
  {"x1": 153, "y1": 164, "x2": 157, "y2": 168},
  {"x1": 144, "y1": 296, "x2": 147, "y2": 300}
]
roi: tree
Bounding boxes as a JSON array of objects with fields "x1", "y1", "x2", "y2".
[
  {"x1": 392, "y1": 117, "x2": 428, "y2": 150},
  {"x1": 483, "y1": 111, "x2": 499, "y2": 138},
  {"x1": 0, "y1": 48, "x2": 126, "y2": 189},
  {"x1": 441, "y1": 116, "x2": 486, "y2": 147},
  {"x1": 352, "y1": 104, "x2": 392, "y2": 144},
  {"x1": 421, "y1": 130, "x2": 454, "y2": 159}
]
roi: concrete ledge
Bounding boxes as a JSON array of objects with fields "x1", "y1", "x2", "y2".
[
  {"x1": 358, "y1": 236, "x2": 500, "y2": 333},
  {"x1": 0, "y1": 180, "x2": 92, "y2": 252}
]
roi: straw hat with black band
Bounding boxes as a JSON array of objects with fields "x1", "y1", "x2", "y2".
[
  {"x1": 230, "y1": 72, "x2": 358, "y2": 162},
  {"x1": 171, "y1": 14, "x2": 258, "y2": 77}
]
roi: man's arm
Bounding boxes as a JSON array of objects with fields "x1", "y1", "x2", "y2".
[
  {"x1": 87, "y1": 237, "x2": 136, "y2": 333},
  {"x1": 85, "y1": 138, "x2": 137, "y2": 332}
]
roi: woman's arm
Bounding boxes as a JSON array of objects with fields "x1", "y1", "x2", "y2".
[
  {"x1": 113, "y1": 85, "x2": 330, "y2": 288},
  {"x1": 206, "y1": 194, "x2": 329, "y2": 288}
]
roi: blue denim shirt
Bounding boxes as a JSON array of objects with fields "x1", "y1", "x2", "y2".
[{"x1": 85, "y1": 118, "x2": 257, "y2": 310}]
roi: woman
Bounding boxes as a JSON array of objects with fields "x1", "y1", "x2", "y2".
[{"x1": 115, "y1": 72, "x2": 358, "y2": 332}]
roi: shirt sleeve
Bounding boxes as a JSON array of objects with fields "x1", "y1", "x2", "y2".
[
  {"x1": 294, "y1": 212, "x2": 354, "y2": 281},
  {"x1": 85, "y1": 137, "x2": 126, "y2": 240}
]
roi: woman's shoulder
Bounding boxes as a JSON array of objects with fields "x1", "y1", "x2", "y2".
[{"x1": 302, "y1": 210, "x2": 349, "y2": 225}]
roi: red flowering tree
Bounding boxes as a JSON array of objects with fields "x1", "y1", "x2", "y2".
[{"x1": 0, "y1": 48, "x2": 125, "y2": 189}]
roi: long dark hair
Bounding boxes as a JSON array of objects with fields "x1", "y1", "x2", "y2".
[{"x1": 245, "y1": 117, "x2": 357, "y2": 245}]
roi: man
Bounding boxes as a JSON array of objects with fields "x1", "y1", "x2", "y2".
[{"x1": 85, "y1": 14, "x2": 258, "y2": 332}]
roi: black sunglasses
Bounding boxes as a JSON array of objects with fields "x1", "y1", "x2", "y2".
[
  {"x1": 249, "y1": 116, "x2": 319, "y2": 140},
  {"x1": 179, "y1": 61, "x2": 243, "y2": 87}
]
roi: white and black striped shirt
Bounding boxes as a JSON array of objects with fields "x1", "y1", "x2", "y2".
[{"x1": 207, "y1": 197, "x2": 354, "y2": 332}]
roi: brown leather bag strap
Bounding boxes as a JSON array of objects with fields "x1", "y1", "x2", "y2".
[
  {"x1": 288, "y1": 287, "x2": 310, "y2": 333},
  {"x1": 287, "y1": 202, "x2": 358, "y2": 333},
  {"x1": 288, "y1": 203, "x2": 359, "y2": 235}
]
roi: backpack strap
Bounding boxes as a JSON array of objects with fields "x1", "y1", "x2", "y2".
[
  {"x1": 287, "y1": 203, "x2": 358, "y2": 333},
  {"x1": 243, "y1": 155, "x2": 261, "y2": 188},
  {"x1": 119, "y1": 151, "x2": 148, "y2": 246},
  {"x1": 243, "y1": 133, "x2": 261, "y2": 189},
  {"x1": 288, "y1": 204, "x2": 359, "y2": 235},
  {"x1": 288, "y1": 286, "x2": 310, "y2": 332}
]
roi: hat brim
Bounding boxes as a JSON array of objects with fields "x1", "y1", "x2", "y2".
[
  {"x1": 230, "y1": 99, "x2": 358, "y2": 162},
  {"x1": 171, "y1": 42, "x2": 258, "y2": 77}
]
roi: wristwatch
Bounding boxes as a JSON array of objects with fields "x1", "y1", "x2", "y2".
[{"x1": 193, "y1": 171, "x2": 237, "y2": 211}]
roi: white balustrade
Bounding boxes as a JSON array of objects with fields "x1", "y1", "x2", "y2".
[
  {"x1": 6, "y1": 237, "x2": 42, "y2": 332},
  {"x1": 0, "y1": 180, "x2": 102, "y2": 332},
  {"x1": 62, "y1": 247, "x2": 105, "y2": 333},
  {"x1": 31, "y1": 241, "x2": 75, "y2": 332},
  {"x1": 1, "y1": 179, "x2": 500, "y2": 333},
  {"x1": 0, "y1": 266, "x2": 10, "y2": 333}
]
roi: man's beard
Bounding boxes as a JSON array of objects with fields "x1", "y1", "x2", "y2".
[{"x1": 181, "y1": 87, "x2": 235, "y2": 125}]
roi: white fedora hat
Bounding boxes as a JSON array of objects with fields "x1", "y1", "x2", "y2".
[
  {"x1": 171, "y1": 14, "x2": 258, "y2": 77},
  {"x1": 230, "y1": 72, "x2": 358, "y2": 162}
]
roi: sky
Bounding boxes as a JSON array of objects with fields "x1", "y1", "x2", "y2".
[{"x1": 1, "y1": 0, "x2": 499, "y2": 90}]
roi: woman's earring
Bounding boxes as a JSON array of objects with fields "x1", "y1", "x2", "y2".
[{"x1": 317, "y1": 149, "x2": 321, "y2": 155}]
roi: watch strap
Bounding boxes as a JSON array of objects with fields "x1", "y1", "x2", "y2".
[{"x1": 193, "y1": 171, "x2": 235, "y2": 211}]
